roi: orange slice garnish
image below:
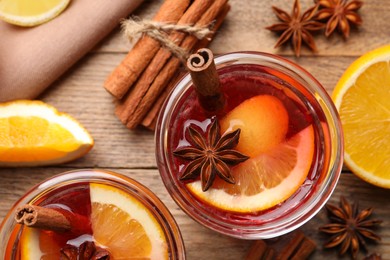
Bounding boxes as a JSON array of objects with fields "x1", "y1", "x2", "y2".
[
  {"x1": 186, "y1": 125, "x2": 315, "y2": 212},
  {"x1": 90, "y1": 183, "x2": 168, "y2": 259},
  {"x1": 220, "y1": 95, "x2": 289, "y2": 157}
]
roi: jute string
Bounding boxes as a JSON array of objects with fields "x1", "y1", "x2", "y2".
[{"x1": 121, "y1": 18, "x2": 212, "y2": 61}]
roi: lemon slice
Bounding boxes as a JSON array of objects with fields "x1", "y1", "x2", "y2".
[
  {"x1": 0, "y1": 0, "x2": 70, "y2": 27},
  {"x1": 90, "y1": 183, "x2": 168, "y2": 259},
  {"x1": 187, "y1": 125, "x2": 315, "y2": 212},
  {"x1": 0, "y1": 100, "x2": 93, "y2": 167},
  {"x1": 332, "y1": 45, "x2": 390, "y2": 188}
]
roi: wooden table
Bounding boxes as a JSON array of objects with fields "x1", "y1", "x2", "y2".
[{"x1": 1, "y1": 0, "x2": 389, "y2": 259}]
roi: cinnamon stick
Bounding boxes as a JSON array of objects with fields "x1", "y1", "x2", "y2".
[
  {"x1": 141, "y1": 4, "x2": 230, "y2": 129},
  {"x1": 187, "y1": 48, "x2": 224, "y2": 111},
  {"x1": 117, "y1": 0, "x2": 229, "y2": 129},
  {"x1": 104, "y1": 0, "x2": 191, "y2": 99},
  {"x1": 141, "y1": 70, "x2": 186, "y2": 129},
  {"x1": 267, "y1": 230, "x2": 316, "y2": 260},
  {"x1": 15, "y1": 204, "x2": 71, "y2": 233},
  {"x1": 245, "y1": 230, "x2": 316, "y2": 260},
  {"x1": 115, "y1": 0, "x2": 214, "y2": 122},
  {"x1": 245, "y1": 240, "x2": 274, "y2": 260},
  {"x1": 290, "y1": 237, "x2": 316, "y2": 260}
]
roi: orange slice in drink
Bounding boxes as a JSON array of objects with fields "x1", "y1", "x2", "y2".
[
  {"x1": 0, "y1": 100, "x2": 93, "y2": 167},
  {"x1": 186, "y1": 125, "x2": 315, "y2": 212},
  {"x1": 19, "y1": 227, "x2": 62, "y2": 259},
  {"x1": 220, "y1": 95, "x2": 289, "y2": 157},
  {"x1": 19, "y1": 183, "x2": 168, "y2": 259},
  {"x1": 90, "y1": 183, "x2": 168, "y2": 259}
]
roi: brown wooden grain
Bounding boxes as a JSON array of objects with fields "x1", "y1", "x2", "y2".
[
  {"x1": 1, "y1": 0, "x2": 389, "y2": 259},
  {"x1": 94, "y1": 0, "x2": 390, "y2": 56}
]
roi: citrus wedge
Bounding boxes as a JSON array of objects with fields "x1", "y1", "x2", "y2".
[
  {"x1": 332, "y1": 45, "x2": 390, "y2": 188},
  {"x1": 90, "y1": 183, "x2": 168, "y2": 260},
  {"x1": 19, "y1": 227, "x2": 57, "y2": 260},
  {"x1": 187, "y1": 125, "x2": 315, "y2": 212},
  {"x1": 0, "y1": 100, "x2": 93, "y2": 167},
  {"x1": 220, "y1": 95, "x2": 289, "y2": 157},
  {"x1": 0, "y1": 0, "x2": 70, "y2": 27}
]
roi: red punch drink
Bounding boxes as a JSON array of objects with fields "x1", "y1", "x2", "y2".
[
  {"x1": 0, "y1": 170, "x2": 185, "y2": 259},
  {"x1": 156, "y1": 51, "x2": 343, "y2": 239}
]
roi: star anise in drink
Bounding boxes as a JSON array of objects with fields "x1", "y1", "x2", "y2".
[
  {"x1": 266, "y1": 0, "x2": 324, "y2": 57},
  {"x1": 173, "y1": 118, "x2": 249, "y2": 192},
  {"x1": 61, "y1": 241, "x2": 111, "y2": 260},
  {"x1": 314, "y1": 0, "x2": 363, "y2": 38},
  {"x1": 319, "y1": 196, "x2": 382, "y2": 259}
]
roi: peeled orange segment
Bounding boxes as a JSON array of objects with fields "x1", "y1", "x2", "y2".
[
  {"x1": 332, "y1": 45, "x2": 390, "y2": 188},
  {"x1": 0, "y1": 0, "x2": 70, "y2": 27},
  {"x1": 0, "y1": 100, "x2": 93, "y2": 167},
  {"x1": 90, "y1": 183, "x2": 168, "y2": 260},
  {"x1": 220, "y1": 95, "x2": 289, "y2": 157},
  {"x1": 187, "y1": 125, "x2": 315, "y2": 212}
]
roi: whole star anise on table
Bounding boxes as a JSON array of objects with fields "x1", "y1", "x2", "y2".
[
  {"x1": 319, "y1": 196, "x2": 382, "y2": 259},
  {"x1": 173, "y1": 118, "x2": 249, "y2": 191},
  {"x1": 266, "y1": 0, "x2": 324, "y2": 57},
  {"x1": 314, "y1": 0, "x2": 363, "y2": 38}
]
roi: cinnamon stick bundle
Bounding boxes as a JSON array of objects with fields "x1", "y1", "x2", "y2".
[
  {"x1": 141, "y1": 70, "x2": 186, "y2": 129},
  {"x1": 115, "y1": 0, "x2": 214, "y2": 123},
  {"x1": 115, "y1": 0, "x2": 230, "y2": 129},
  {"x1": 141, "y1": 5, "x2": 230, "y2": 129},
  {"x1": 104, "y1": 0, "x2": 191, "y2": 99}
]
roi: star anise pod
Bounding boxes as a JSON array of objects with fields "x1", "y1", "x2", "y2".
[
  {"x1": 319, "y1": 196, "x2": 382, "y2": 259},
  {"x1": 60, "y1": 241, "x2": 111, "y2": 260},
  {"x1": 266, "y1": 0, "x2": 324, "y2": 57},
  {"x1": 173, "y1": 118, "x2": 249, "y2": 192},
  {"x1": 314, "y1": 0, "x2": 363, "y2": 38}
]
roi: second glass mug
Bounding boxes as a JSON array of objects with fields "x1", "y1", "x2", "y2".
[
  {"x1": 156, "y1": 51, "x2": 344, "y2": 239},
  {"x1": 0, "y1": 170, "x2": 186, "y2": 259}
]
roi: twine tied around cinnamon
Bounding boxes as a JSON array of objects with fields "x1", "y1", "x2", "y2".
[{"x1": 121, "y1": 17, "x2": 212, "y2": 62}]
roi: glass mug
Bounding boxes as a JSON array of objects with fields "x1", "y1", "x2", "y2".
[
  {"x1": 155, "y1": 51, "x2": 344, "y2": 239},
  {"x1": 0, "y1": 169, "x2": 185, "y2": 259}
]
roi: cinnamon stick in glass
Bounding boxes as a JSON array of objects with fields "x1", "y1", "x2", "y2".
[
  {"x1": 117, "y1": 0, "x2": 229, "y2": 129},
  {"x1": 15, "y1": 204, "x2": 91, "y2": 234},
  {"x1": 15, "y1": 205, "x2": 71, "y2": 233},
  {"x1": 104, "y1": 0, "x2": 191, "y2": 99},
  {"x1": 187, "y1": 48, "x2": 224, "y2": 111}
]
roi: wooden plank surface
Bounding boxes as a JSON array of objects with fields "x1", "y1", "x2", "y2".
[
  {"x1": 95, "y1": 0, "x2": 390, "y2": 55},
  {"x1": 1, "y1": 0, "x2": 389, "y2": 259}
]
